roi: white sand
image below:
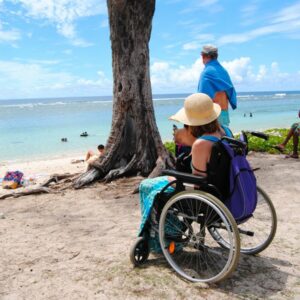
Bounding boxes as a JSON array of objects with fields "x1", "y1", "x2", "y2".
[
  {"x1": 0, "y1": 155, "x2": 86, "y2": 196},
  {"x1": 0, "y1": 153, "x2": 299, "y2": 299}
]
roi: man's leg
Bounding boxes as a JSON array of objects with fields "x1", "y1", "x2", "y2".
[
  {"x1": 85, "y1": 150, "x2": 94, "y2": 161},
  {"x1": 292, "y1": 132, "x2": 299, "y2": 157},
  {"x1": 277, "y1": 124, "x2": 297, "y2": 150}
]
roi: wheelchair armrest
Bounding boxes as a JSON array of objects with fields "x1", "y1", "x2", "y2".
[{"x1": 162, "y1": 169, "x2": 207, "y2": 185}]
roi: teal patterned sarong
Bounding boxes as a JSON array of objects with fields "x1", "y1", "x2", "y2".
[
  {"x1": 138, "y1": 176, "x2": 174, "y2": 236},
  {"x1": 138, "y1": 176, "x2": 185, "y2": 253}
]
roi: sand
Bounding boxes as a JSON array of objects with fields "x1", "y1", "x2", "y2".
[{"x1": 0, "y1": 152, "x2": 299, "y2": 299}]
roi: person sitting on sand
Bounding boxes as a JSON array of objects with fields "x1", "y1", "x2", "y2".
[
  {"x1": 275, "y1": 110, "x2": 299, "y2": 159},
  {"x1": 86, "y1": 144, "x2": 105, "y2": 164}
]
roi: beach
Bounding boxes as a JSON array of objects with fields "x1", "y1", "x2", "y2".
[{"x1": 0, "y1": 152, "x2": 299, "y2": 299}]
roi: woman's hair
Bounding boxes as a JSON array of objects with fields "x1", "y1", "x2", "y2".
[{"x1": 189, "y1": 119, "x2": 220, "y2": 138}]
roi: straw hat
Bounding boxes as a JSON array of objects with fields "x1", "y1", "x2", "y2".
[{"x1": 169, "y1": 93, "x2": 221, "y2": 126}]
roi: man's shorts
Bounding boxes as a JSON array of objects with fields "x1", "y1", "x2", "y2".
[
  {"x1": 218, "y1": 110, "x2": 230, "y2": 126},
  {"x1": 291, "y1": 123, "x2": 300, "y2": 136}
]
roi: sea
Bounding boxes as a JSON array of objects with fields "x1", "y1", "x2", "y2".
[{"x1": 0, "y1": 91, "x2": 299, "y2": 162}]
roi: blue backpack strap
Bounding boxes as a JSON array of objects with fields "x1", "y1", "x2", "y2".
[
  {"x1": 221, "y1": 125, "x2": 233, "y2": 137},
  {"x1": 199, "y1": 135, "x2": 220, "y2": 143}
]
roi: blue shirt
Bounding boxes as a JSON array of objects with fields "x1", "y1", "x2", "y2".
[{"x1": 197, "y1": 59, "x2": 237, "y2": 110}]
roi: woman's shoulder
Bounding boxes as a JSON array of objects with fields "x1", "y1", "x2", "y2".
[{"x1": 192, "y1": 138, "x2": 214, "y2": 151}]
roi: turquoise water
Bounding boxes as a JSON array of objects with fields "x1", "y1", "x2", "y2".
[{"x1": 0, "y1": 92, "x2": 299, "y2": 162}]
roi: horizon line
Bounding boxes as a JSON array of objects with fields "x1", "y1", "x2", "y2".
[{"x1": 1, "y1": 89, "x2": 300, "y2": 102}]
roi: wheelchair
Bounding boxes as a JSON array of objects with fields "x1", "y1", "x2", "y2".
[{"x1": 130, "y1": 131, "x2": 277, "y2": 284}]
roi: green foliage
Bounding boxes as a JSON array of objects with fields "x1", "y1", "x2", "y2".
[
  {"x1": 164, "y1": 141, "x2": 176, "y2": 155},
  {"x1": 236, "y1": 128, "x2": 290, "y2": 154},
  {"x1": 164, "y1": 128, "x2": 292, "y2": 155}
]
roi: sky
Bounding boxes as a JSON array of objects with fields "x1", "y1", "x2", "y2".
[{"x1": 0, "y1": 0, "x2": 300, "y2": 100}]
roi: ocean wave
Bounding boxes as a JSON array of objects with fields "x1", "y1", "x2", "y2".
[
  {"x1": 153, "y1": 97, "x2": 185, "y2": 101},
  {"x1": 0, "y1": 101, "x2": 67, "y2": 108},
  {"x1": 237, "y1": 95, "x2": 255, "y2": 98},
  {"x1": 273, "y1": 93, "x2": 286, "y2": 97},
  {"x1": 0, "y1": 100, "x2": 114, "y2": 108},
  {"x1": 86, "y1": 100, "x2": 113, "y2": 104}
]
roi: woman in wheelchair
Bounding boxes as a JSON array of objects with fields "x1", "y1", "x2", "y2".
[
  {"x1": 139, "y1": 92, "x2": 230, "y2": 216},
  {"x1": 132, "y1": 93, "x2": 277, "y2": 283},
  {"x1": 137, "y1": 94, "x2": 231, "y2": 250}
]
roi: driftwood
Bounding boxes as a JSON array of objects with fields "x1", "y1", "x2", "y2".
[
  {"x1": 0, "y1": 187, "x2": 51, "y2": 200},
  {"x1": 42, "y1": 173, "x2": 81, "y2": 188},
  {"x1": 0, "y1": 172, "x2": 83, "y2": 200}
]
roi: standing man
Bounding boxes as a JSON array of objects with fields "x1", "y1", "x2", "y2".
[{"x1": 197, "y1": 45, "x2": 237, "y2": 126}]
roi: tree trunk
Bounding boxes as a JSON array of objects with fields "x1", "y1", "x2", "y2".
[{"x1": 74, "y1": 0, "x2": 174, "y2": 188}]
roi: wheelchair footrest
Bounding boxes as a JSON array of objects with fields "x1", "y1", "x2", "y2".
[{"x1": 238, "y1": 228, "x2": 254, "y2": 236}]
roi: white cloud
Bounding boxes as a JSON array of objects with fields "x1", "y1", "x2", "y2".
[
  {"x1": 218, "y1": 2, "x2": 300, "y2": 45},
  {"x1": 272, "y1": 2, "x2": 300, "y2": 23},
  {"x1": 0, "y1": 22, "x2": 21, "y2": 43},
  {"x1": 100, "y1": 19, "x2": 108, "y2": 28},
  {"x1": 151, "y1": 58, "x2": 203, "y2": 92},
  {"x1": 5, "y1": 0, "x2": 107, "y2": 46},
  {"x1": 240, "y1": 1, "x2": 259, "y2": 26},
  {"x1": 77, "y1": 71, "x2": 111, "y2": 88},
  {"x1": 151, "y1": 62, "x2": 170, "y2": 72},
  {"x1": 183, "y1": 34, "x2": 214, "y2": 50},
  {"x1": 150, "y1": 56, "x2": 300, "y2": 93},
  {"x1": 180, "y1": 1, "x2": 222, "y2": 14},
  {"x1": 182, "y1": 41, "x2": 201, "y2": 51},
  {"x1": 0, "y1": 60, "x2": 112, "y2": 99}
]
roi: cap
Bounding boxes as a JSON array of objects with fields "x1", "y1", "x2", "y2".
[{"x1": 201, "y1": 44, "x2": 218, "y2": 55}]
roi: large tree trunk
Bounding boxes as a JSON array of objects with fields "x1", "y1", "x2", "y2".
[{"x1": 74, "y1": 0, "x2": 174, "y2": 188}]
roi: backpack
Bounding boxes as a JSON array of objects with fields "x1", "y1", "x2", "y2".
[{"x1": 202, "y1": 136, "x2": 257, "y2": 222}]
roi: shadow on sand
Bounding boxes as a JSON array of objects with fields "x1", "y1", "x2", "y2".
[
  {"x1": 139, "y1": 252, "x2": 290, "y2": 298},
  {"x1": 210, "y1": 254, "x2": 290, "y2": 298}
]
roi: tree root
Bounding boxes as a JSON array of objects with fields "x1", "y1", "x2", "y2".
[
  {"x1": 42, "y1": 173, "x2": 80, "y2": 187},
  {"x1": 148, "y1": 152, "x2": 175, "y2": 179},
  {"x1": 73, "y1": 168, "x2": 103, "y2": 189},
  {"x1": 103, "y1": 154, "x2": 137, "y2": 182}
]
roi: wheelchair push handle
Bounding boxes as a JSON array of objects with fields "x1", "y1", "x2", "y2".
[
  {"x1": 242, "y1": 130, "x2": 269, "y2": 140},
  {"x1": 248, "y1": 131, "x2": 269, "y2": 140}
]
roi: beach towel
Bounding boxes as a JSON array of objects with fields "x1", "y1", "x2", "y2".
[{"x1": 197, "y1": 59, "x2": 237, "y2": 109}]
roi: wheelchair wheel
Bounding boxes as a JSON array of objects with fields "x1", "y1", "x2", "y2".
[
  {"x1": 209, "y1": 185, "x2": 277, "y2": 255},
  {"x1": 158, "y1": 191, "x2": 240, "y2": 283},
  {"x1": 130, "y1": 237, "x2": 150, "y2": 266}
]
